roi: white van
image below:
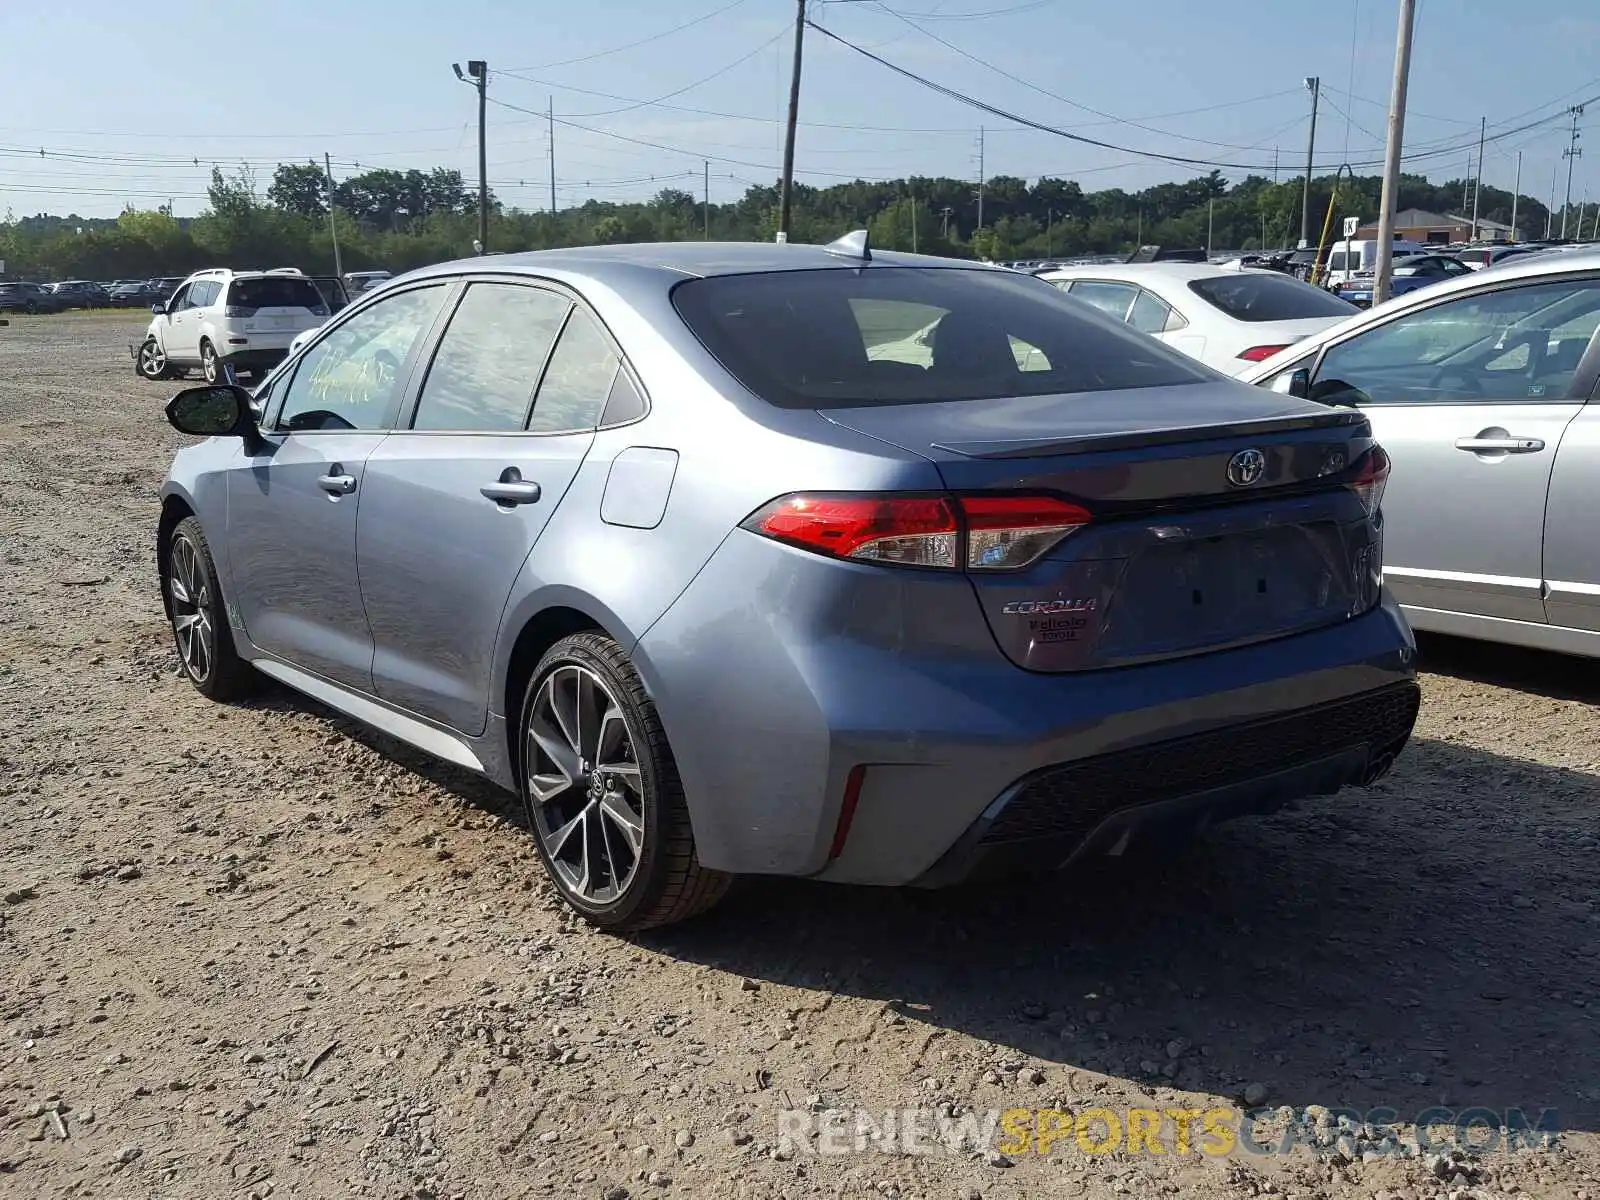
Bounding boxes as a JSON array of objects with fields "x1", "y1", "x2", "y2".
[{"x1": 1323, "y1": 238, "x2": 1430, "y2": 286}]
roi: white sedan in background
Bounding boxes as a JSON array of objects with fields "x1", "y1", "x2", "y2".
[{"x1": 1036, "y1": 262, "x2": 1359, "y2": 376}]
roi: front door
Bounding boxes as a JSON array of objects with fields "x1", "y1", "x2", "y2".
[
  {"x1": 358, "y1": 281, "x2": 622, "y2": 735},
  {"x1": 161, "y1": 282, "x2": 201, "y2": 363},
  {"x1": 1306, "y1": 275, "x2": 1600, "y2": 622},
  {"x1": 227, "y1": 281, "x2": 454, "y2": 690}
]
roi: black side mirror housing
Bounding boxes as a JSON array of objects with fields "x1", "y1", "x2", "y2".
[
  {"x1": 165, "y1": 385, "x2": 257, "y2": 440},
  {"x1": 1271, "y1": 367, "x2": 1311, "y2": 399}
]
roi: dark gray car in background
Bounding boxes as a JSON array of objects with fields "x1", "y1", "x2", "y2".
[{"x1": 156, "y1": 238, "x2": 1420, "y2": 931}]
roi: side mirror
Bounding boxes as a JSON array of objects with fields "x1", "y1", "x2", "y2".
[
  {"x1": 151, "y1": 302, "x2": 167, "y2": 315},
  {"x1": 165, "y1": 385, "x2": 254, "y2": 438},
  {"x1": 1272, "y1": 367, "x2": 1311, "y2": 399}
]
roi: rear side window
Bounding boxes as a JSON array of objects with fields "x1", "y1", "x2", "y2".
[
  {"x1": 1187, "y1": 273, "x2": 1357, "y2": 322},
  {"x1": 412, "y1": 283, "x2": 570, "y2": 432},
  {"x1": 671, "y1": 267, "x2": 1205, "y2": 409},
  {"x1": 530, "y1": 308, "x2": 620, "y2": 433},
  {"x1": 228, "y1": 277, "x2": 325, "y2": 311},
  {"x1": 1065, "y1": 280, "x2": 1136, "y2": 320},
  {"x1": 1129, "y1": 288, "x2": 1183, "y2": 334}
]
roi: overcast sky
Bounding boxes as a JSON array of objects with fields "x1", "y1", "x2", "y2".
[{"x1": 1, "y1": 0, "x2": 1594, "y2": 220}]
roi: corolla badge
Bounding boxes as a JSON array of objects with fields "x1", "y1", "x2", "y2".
[{"x1": 1226, "y1": 447, "x2": 1268, "y2": 487}]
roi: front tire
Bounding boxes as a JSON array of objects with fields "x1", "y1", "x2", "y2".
[
  {"x1": 520, "y1": 632, "x2": 730, "y2": 932},
  {"x1": 164, "y1": 517, "x2": 256, "y2": 701},
  {"x1": 136, "y1": 337, "x2": 171, "y2": 381},
  {"x1": 200, "y1": 340, "x2": 220, "y2": 383}
]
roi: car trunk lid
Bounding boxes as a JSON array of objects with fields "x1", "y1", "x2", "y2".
[{"x1": 821, "y1": 382, "x2": 1385, "y2": 672}]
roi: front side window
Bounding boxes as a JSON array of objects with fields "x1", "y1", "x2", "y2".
[
  {"x1": 529, "y1": 308, "x2": 620, "y2": 433},
  {"x1": 412, "y1": 282, "x2": 571, "y2": 432},
  {"x1": 671, "y1": 267, "x2": 1207, "y2": 409},
  {"x1": 275, "y1": 284, "x2": 449, "y2": 432},
  {"x1": 1311, "y1": 277, "x2": 1600, "y2": 406}
]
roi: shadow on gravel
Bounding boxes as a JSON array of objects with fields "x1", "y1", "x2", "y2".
[
  {"x1": 1417, "y1": 631, "x2": 1600, "y2": 704},
  {"x1": 644, "y1": 731, "x2": 1600, "y2": 1134}
]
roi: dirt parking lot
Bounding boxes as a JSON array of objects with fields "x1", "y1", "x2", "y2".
[{"x1": 2, "y1": 312, "x2": 1598, "y2": 1200}]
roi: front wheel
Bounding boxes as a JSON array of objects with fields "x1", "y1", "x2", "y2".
[
  {"x1": 136, "y1": 338, "x2": 171, "y2": 381},
  {"x1": 200, "y1": 340, "x2": 220, "y2": 383},
  {"x1": 164, "y1": 517, "x2": 256, "y2": 701},
  {"x1": 520, "y1": 632, "x2": 731, "y2": 932}
]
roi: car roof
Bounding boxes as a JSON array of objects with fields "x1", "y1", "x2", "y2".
[{"x1": 400, "y1": 242, "x2": 995, "y2": 290}]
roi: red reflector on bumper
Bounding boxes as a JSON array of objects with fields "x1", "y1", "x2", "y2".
[{"x1": 828, "y1": 765, "x2": 867, "y2": 860}]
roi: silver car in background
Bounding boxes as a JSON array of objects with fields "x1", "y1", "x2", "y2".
[
  {"x1": 1241, "y1": 249, "x2": 1600, "y2": 657},
  {"x1": 157, "y1": 237, "x2": 1418, "y2": 931}
]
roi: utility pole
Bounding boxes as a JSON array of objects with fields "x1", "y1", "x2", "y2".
[
  {"x1": 1511, "y1": 150, "x2": 1521, "y2": 241},
  {"x1": 1046, "y1": 207, "x2": 1055, "y2": 258},
  {"x1": 1549, "y1": 159, "x2": 1559, "y2": 238},
  {"x1": 1300, "y1": 76, "x2": 1320, "y2": 249},
  {"x1": 976, "y1": 126, "x2": 986, "y2": 232},
  {"x1": 1562, "y1": 104, "x2": 1584, "y2": 238},
  {"x1": 1372, "y1": 0, "x2": 1416, "y2": 307},
  {"x1": 776, "y1": 0, "x2": 806, "y2": 243},
  {"x1": 1470, "y1": 116, "x2": 1485, "y2": 240},
  {"x1": 451, "y1": 61, "x2": 490, "y2": 253},
  {"x1": 910, "y1": 193, "x2": 917, "y2": 253},
  {"x1": 548, "y1": 97, "x2": 557, "y2": 218},
  {"x1": 322, "y1": 153, "x2": 343, "y2": 279},
  {"x1": 1207, "y1": 195, "x2": 1214, "y2": 258}
]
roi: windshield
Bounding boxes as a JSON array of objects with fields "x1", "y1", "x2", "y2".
[
  {"x1": 1187, "y1": 273, "x2": 1357, "y2": 322},
  {"x1": 228, "y1": 277, "x2": 325, "y2": 310},
  {"x1": 670, "y1": 266, "x2": 1208, "y2": 409}
]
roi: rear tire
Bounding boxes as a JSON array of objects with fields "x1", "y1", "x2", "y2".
[
  {"x1": 163, "y1": 517, "x2": 257, "y2": 701},
  {"x1": 200, "y1": 340, "x2": 220, "y2": 384},
  {"x1": 519, "y1": 632, "x2": 731, "y2": 932}
]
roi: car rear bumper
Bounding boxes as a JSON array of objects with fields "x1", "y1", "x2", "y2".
[
  {"x1": 633, "y1": 532, "x2": 1419, "y2": 885},
  {"x1": 217, "y1": 347, "x2": 288, "y2": 371}
]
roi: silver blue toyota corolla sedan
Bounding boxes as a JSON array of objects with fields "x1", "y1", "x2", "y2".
[{"x1": 156, "y1": 236, "x2": 1420, "y2": 931}]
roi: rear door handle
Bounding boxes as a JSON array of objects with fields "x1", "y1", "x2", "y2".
[
  {"x1": 480, "y1": 479, "x2": 542, "y2": 506},
  {"x1": 317, "y1": 472, "x2": 357, "y2": 495},
  {"x1": 1454, "y1": 436, "x2": 1545, "y2": 453}
]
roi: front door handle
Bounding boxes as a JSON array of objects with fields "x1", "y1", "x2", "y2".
[
  {"x1": 481, "y1": 467, "x2": 542, "y2": 507},
  {"x1": 317, "y1": 471, "x2": 357, "y2": 495},
  {"x1": 1454, "y1": 436, "x2": 1545, "y2": 454}
]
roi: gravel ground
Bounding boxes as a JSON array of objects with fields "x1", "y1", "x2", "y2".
[{"x1": 1, "y1": 313, "x2": 1598, "y2": 1200}]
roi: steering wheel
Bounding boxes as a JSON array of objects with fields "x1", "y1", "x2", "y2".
[{"x1": 1426, "y1": 364, "x2": 1485, "y2": 398}]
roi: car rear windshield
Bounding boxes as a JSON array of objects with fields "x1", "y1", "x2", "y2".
[
  {"x1": 1186, "y1": 272, "x2": 1357, "y2": 322},
  {"x1": 670, "y1": 266, "x2": 1208, "y2": 409},
  {"x1": 228, "y1": 277, "x2": 324, "y2": 310}
]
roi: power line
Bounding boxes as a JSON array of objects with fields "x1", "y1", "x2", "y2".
[
  {"x1": 877, "y1": 0, "x2": 1055, "y2": 18},
  {"x1": 497, "y1": 25, "x2": 791, "y2": 121},
  {"x1": 497, "y1": 0, "x2": 752, "y2": 72},
  {"x1": 864, "y1": 2, "x2": 1310, "y2": 153}
]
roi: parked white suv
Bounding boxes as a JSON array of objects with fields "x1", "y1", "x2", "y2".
[{"x1": 134, "y1": 268, "x2": 331, "y2": 382}]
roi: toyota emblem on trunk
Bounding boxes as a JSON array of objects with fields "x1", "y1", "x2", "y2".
[{"x1": 1227, "y1": 447, "x2": 1267, "y2": 487}]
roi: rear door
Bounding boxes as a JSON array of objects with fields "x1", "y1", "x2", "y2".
[
  {"x1": 227, "y1": 281, "x2": 453, "y2": 690},
  {"x1": 358, "y1": 280, "x2": 626, "y2": 735},
  {"x1": 1533, "y1": 322, "x2": 1600, "y2": 632},
  {"x1": 1304, "y1": 274, "x2": 1600, "y2": 622}
]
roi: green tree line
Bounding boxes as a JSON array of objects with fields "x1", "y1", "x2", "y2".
[{"x1": 0, "y1": 159, "x2": 1567, "y2": 282}]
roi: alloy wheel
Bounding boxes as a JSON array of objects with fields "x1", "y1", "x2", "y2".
[
  {"x1": 202, "y1": 344, "x2": 218, "y2": 383},
  {"x1": 525, "y1": 664, "x2": 646, "y2": 905},
  {"x1": 168, "y1": 534, "x2": 215, "y2": 683},
  {"x1": 140, "y1": 340, "x2": 166, "y2": 378}
]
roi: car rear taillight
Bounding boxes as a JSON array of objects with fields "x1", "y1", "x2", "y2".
[
  {"x1": 1236, "y1": 344, "x2": 1292, "y2": 362},
  {"x1": 225, "y1": 305, "x2": 257, "y2": 318},
  {"x1": 1348, "y1": 445, "x2": 1390, "y2": 517},
  {"x1": 741, "y1": 493, "x2": 1091, "y2": 571}
]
